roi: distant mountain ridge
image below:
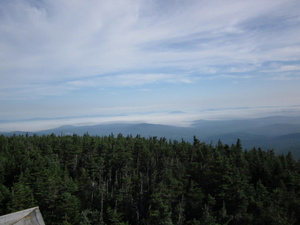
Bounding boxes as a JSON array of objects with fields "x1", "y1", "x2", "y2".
[{"x1": 1, "y1": 116, "x2": 300, "y2": 158}]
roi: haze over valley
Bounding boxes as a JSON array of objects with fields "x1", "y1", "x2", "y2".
[{"x1": 2, "y1": 115, "x2": 300, "y2": 158}]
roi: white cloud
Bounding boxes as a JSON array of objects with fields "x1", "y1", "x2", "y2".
[
  {"x1": 279, "y1": 65, "x2": 300, "y2": 72},
  {"x1": 66, "y1": 73, "x2": 193, "y2": 89},
  {"x1": 1, "y1": 0, "x2": 300, "y2": 128},
  {"x1": 1, "y1": 0, "x2": 299, "y2": 91}
]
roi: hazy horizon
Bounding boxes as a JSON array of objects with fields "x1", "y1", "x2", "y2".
[
  {"x1": 1, "y1": 0, "x2": 300, "y2": 132},
  {"x1": 1, "y1": 105, "x2": 300, "y2": 132}
]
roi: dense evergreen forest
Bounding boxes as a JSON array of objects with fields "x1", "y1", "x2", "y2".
[{"x1": 1, "y1": 133, "x2": 300, "y2": 225}]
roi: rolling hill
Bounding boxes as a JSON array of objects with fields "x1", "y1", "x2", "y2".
[{"x1": 2, "y1": 116, "x2": 300, "y2": 158}]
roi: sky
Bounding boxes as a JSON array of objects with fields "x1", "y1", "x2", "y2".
[{"x1": 1, "y1": 0, "x2": 300, "y2": 132}]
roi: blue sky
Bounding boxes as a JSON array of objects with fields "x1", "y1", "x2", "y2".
[{"x1": 1, "y1": 0, "x2": 300, "y2": 131}]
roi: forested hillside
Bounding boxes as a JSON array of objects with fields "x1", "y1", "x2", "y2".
[{"x1": 1, "y1": 134, "x2": 300, "y2": 225}]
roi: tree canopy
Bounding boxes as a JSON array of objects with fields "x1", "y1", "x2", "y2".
[{"x1": 0, "y1": 134, "x2": 300, "y2": 224}]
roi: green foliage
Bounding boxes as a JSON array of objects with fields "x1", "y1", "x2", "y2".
[{"x1": 0, "y1": 134, "x2": 300, "y2": 224}]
